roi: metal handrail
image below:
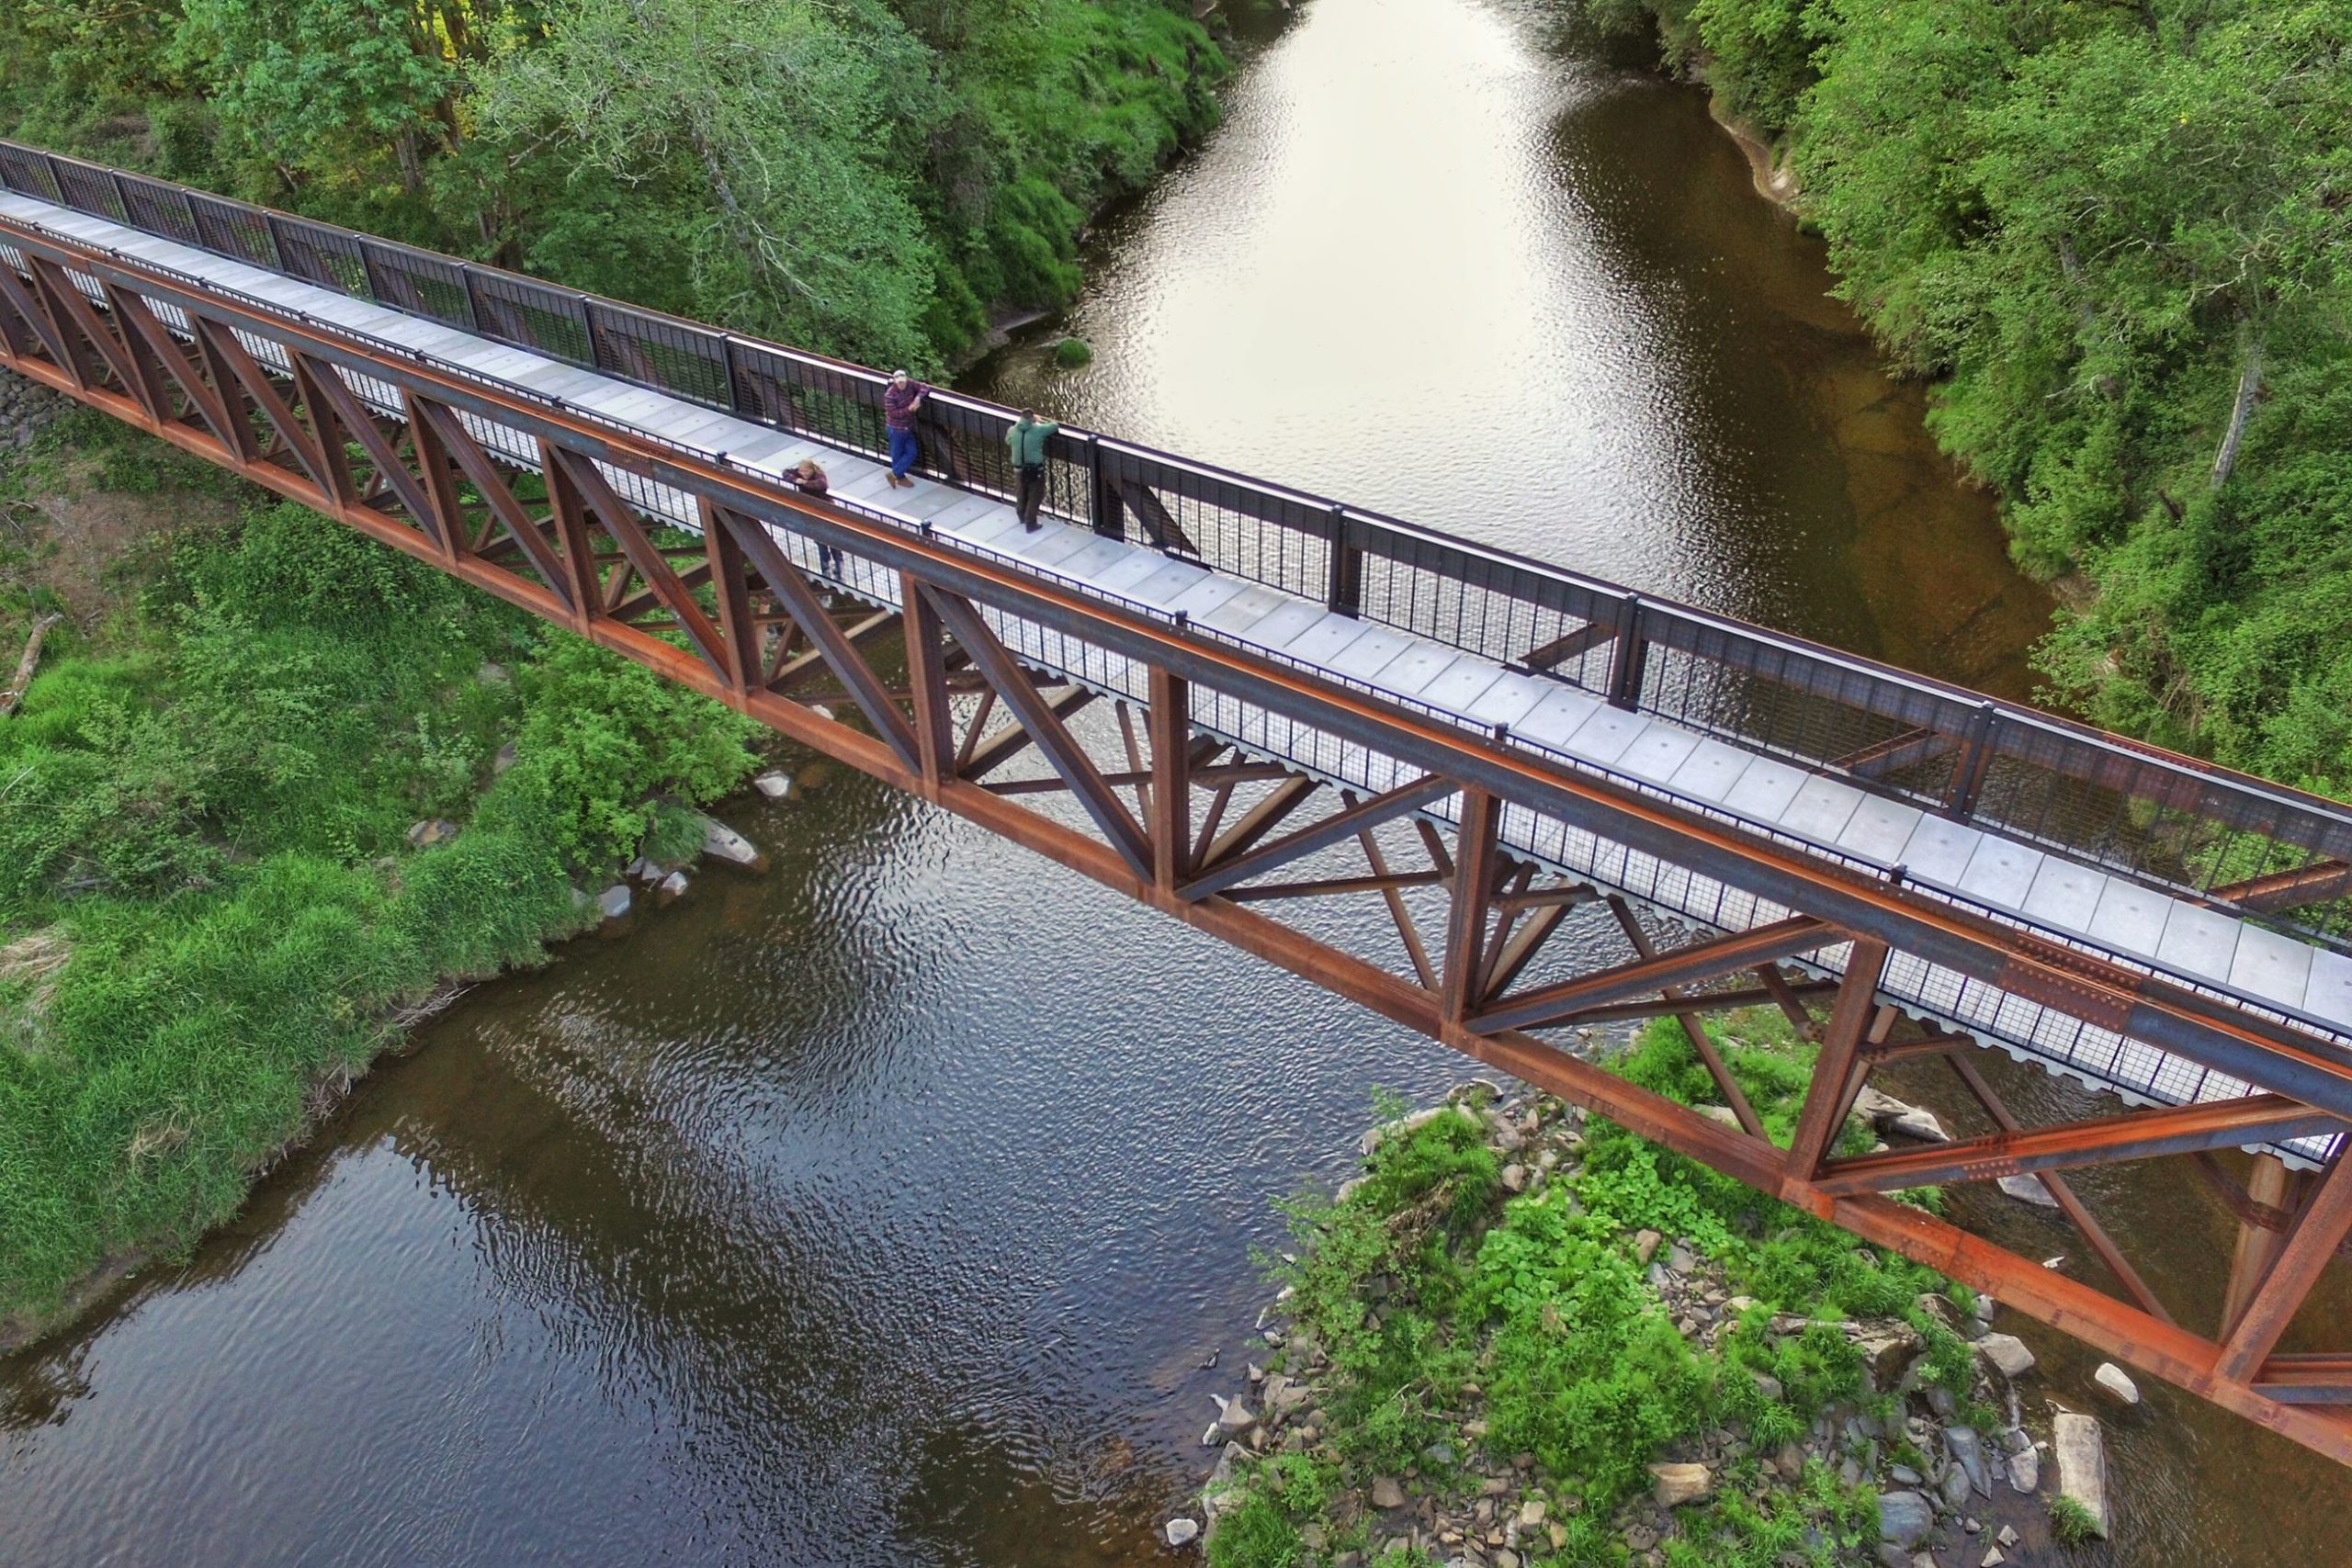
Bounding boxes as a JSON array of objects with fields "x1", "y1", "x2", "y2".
[{"x1": 6, "y1": 135, "x2": 2351, "y2": 951}]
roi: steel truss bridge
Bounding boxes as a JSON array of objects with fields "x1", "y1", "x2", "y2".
[{"x1": 5, "y1": 140, "x2": 2352, "y2": 1461}]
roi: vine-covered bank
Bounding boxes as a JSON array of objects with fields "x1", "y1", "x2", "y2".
[{"x1": 1589, "y1": 0, "x2": 2352, "y2": 791}]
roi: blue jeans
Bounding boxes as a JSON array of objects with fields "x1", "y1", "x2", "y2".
[{"x1": 888, "y1": 426, "x2": 919, "y2": 479}]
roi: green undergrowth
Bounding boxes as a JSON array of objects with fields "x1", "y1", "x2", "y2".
[
  {"x1": 1219, "y1": 1010, "x2": 1984, "y2": 1568},
  {"x1": 0, "y1": 490, "x2": 762, "y2": 1326}
]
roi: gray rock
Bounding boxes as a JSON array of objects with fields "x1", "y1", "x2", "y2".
[
  {"x1": 1980, "y1": 1550, "x2": 2007, "y2": 1567},
  {"x1": 1996, "y1": 1174, "x2": 2061, "y2": 1208},
  {"x1": 1634, "y1": 1229, "x2": 1662, "y2": 1264},
  {"x1": 1945, "y1": 1427, "x2": 1991, "y2": 1496},
  {"x1": 1667, "y1": 1241, "x2": 1697, "y2": 1273},
  {"x1": 405, "y1": 818, "x2": 458, "y2": 849},
  {"x1": 1974, "y1": 1333, "x2": 2037, "y2": 1379},
  {"x1": 2052, "y1": 1412, "x2": 2109, "y2": 1537},
  {"x1": 1214, "y1": 1397, "x2": 1258, "y2": 1440},
  {"x1": 752, "y1": 770, "x2": 792, "y2": 798},
  {"x1": 476, "y1": 660, "x2": 510, "y2": 685},
  {"x1": 1499, "y1": 1163, "x2": 1528, "y2": 1193},
  {"x1": 1875, "y1": 1548, "x2": 1911, "y2": 1568},
  {"x1": 657, "y1": 869, "x2": 689, "y2": 901},
  {"x1": 1889, "y1": 1465, "x2": 1921, "y2": 1486},
  {"x1": 1165, "y1": 1518, "x2": 1200, "y2": 1547},
  {"x1": 492, "y1": 741, "x2": 518, "y2": 774},
  {"x1": 1371, "y1": 1476, "x2": 1408, "y2": 1510},
  {"x1": 596, "y1": 884, "x2": 632, "y2": 919},
  {"x1": 2093, "y1": 1361, "x2": 2142, "y2": 1406},
  {"x1": 1940, "y1": 1461, "x2": 1973, "y2": 1509},
  {"x1": 2006, "y1": 1447, "x2": 2040, "y2": 1494},
  {"x1": 1877, "y1": 1491, "x2": 1934, "y2": 1548},
  {"x1": 695, "y1": 811, "x2": 763, "y2": 868},
  {"x1": 1852, "y1": 1322, "x2": 1924, "y2": 1388}
]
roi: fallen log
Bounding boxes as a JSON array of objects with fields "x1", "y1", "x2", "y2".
[{"x1": 1, "y1": 612, "x2": 63, "y2": 717}]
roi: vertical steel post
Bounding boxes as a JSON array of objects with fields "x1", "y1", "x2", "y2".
[
  {"x1": 1148, "y1": 666, "x2": 1193, "y2": 892},
  {"x1": 1441, "y1": 789, "x2": 1502, "y2": 1024},
  {"x1": 1606, "y1": 594, "x2": 1647, "y2": 711},
  {"x1": 1325, "y1": 506, "x2": 1363, "y2": 616},
  {"x1": 902, "y1": 571, "x2": 954, "y2": 795}
]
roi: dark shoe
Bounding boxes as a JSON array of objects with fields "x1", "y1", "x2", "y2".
[{"x1": 1023, "y1": 519, "x2": 1040, "y2": 532}]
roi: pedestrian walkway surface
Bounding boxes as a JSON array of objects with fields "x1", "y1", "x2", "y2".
[{"x1": 6, "y1": 189, "x2": 2341, "y2": 1160}]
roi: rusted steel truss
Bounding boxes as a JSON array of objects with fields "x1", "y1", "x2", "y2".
[{"x1": 6, "y1": 217, "x2": 2352, "y2": 1463}]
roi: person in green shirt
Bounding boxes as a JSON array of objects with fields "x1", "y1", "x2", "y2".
[{"x1": 1005, "y1": 410, "x2": 1059, "y2": 531}]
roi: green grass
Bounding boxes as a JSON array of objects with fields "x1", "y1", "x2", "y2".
[
  {"x1": 1216, "y1": 1010, "x2": 1983, "y2": 1568},
  {"x1": 0, "y1": 494, "x2": 763, "y2": 1329},
  {"x1": 2049, "y1": 1494, "x2": 2101, "y2": 1546}
]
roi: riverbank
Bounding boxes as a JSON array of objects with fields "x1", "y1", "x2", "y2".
[
  {"x1": 0, "y1": 401, "x2": 775, "y2": 1344},
  {"x1": 1189, "y1": 1011, "x2": 2119, "y2": 1566},
  {"x1": 1587, "y1": 0, "x2": 2352, "y2": 792}
]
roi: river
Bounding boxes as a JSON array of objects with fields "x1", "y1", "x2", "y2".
[{"x1": 4, "y1": 0, "x2": 2345, "y2": 1562}]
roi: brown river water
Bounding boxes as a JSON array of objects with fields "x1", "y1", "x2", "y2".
[{"x1": 6, "y1": 0, "x2": 2348, "y2": 1562}]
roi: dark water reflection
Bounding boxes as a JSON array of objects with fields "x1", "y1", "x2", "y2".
[{"x1": 7, "y1": 0, "x2": 2341, "y2": 1562}]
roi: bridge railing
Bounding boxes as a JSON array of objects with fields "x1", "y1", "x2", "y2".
[{"x1": 7, "y1": 137, "x2": 2352, "y2": 952}]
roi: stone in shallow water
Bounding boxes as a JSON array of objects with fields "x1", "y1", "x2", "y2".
[
  {"x1": 596, "y1": 884, "x2": 631, "y2": 919},
  {"x1": 1996, "y1": 1174, "x2": 2061, "y2": 1208},
  {"x1": 2093, "y1": 1361, "x2": 2142, "y2": 1405},
  {"x1": 1165, "y1": 1518, "x2": 1199, "y2": 1547},
  {"x1": 2052, "y1": 1413, "x2": 2110, "y2": 1537}
]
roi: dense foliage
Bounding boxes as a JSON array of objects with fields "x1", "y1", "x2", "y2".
[
  {"x1": 1593, "y1": 0, "x2": 2352, "y2": 792},
  {"x1": 0, "y1": 0, "x2": 1226, "y2": 367},
  {"x1": 1222, "y1": 1010, "x2": 1982, "y2": 1568},
  {"x1": 0, "y1": 414, "x2": 763, "y2": 1325}
]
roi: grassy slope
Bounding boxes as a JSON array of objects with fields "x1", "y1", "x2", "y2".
[{"x1": 0, "y1": 415, "x2": 764, "y2": 1331}]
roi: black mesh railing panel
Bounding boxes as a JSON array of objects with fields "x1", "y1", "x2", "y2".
[
  {"x1": 0, "y1": 146, "x2": 62, "y2": 203},
  {"x1": 51, "y1": 161, "x2": 129, "y2": 223},
  {"x1": 187, "y1": 193, "x2": 277, "y2": 268},
  {"x1": 361, "y1": 239, "x2": 471, "y2": 329},
  {"x1": 114, "y1": 174, "x2": 200, "y2": 247},
  {"x1": 1353, "y1": 525, "x2": 1598, "y2": 671},
  {"x1": 468, "y1": 271, "x2": 592, "y2": 364},
  {"x1": 728, "y1": 342, "x2": 888, "y2": 457},
  {"x1": 1099, "y1": 448, "x2": 1336, "y2": 601},
  {"x1": 275, "y1": 220, "x2": 368, "y2": 296},
  {"x1": 586, "y1": 300, "x2": 729, "y2": 407}
]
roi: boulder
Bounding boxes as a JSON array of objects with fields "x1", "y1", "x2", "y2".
[
  {"x1": 1648, "y1": 1462, "x2": 1713, "y2": 1508},
  {"x1": 657, "y1": 869, "x2": 690, "y2": 901},
  {"x1": 405, "y1": 818, "x2": 458, "y2": 849},
  {"x1": 1516, "y1": 1499, "x2": 1546, "y2": 1529},
  {"x1": 1944, "y1": 1427, "x2": 1991, "y2": 1497},
  {"x1": 1854, "y1": 1087, "x2": 1951, "y2": 1143},
  {"x1": 1500, "y1": 1163, "x2": 1528, "y2": 1193},
  {"x1": 492, "y1": 741, "x2": 518, "y2": 774},
  {"x1": 1939, "y1": 1461, "x2": 1972, "y2": 1509},
  {"x1": 1371, "y1": 1476, "x2": 1408, "y2": 1510},
  {"x1": 2005, "y1": 1448, "x2": 2040, "y2": 1495},
  {"x1": 1634, "y1": 1229, "x2": 1663, "y2": 1264},
  {"x1": 1974, "y1": 1333, "x2": 2037, "y2": 1379},
  {"x1": 596, "y1": 884, "x2": 632, "y2": 919},
  {"x1": 1852, "y1": 1321, "x2": 1924, "y2": 1387},
  {"x1": 1876, "y1": 1491, "x2": 1934, "y2": 1548},
  {"x1": 2052, "y1": 1413, "x2": 2110, "y2": 1537},
  {"x1": 696, "y1": 811, "x2": 763, "y2": 868},
  {"x1": 752, "y1": 770, "x2": 792, "y2": 799},
  {"x1": 475, "y1": 660, "x2": 510, "y2": 685},
  {"x1": 1360, "y1": 1103, "x2": 1476, "y2": 1156},
  {"x1": 1213, "y1": 1397, "x2": 1258, "y2": 1441},
  {"x1": 2093, "y1": 1362, "x2": 2142, "y2": 1406},
  {"x1": 1165, "y1": 1518, "x2": 1200, "y2": 1547},
  {"x1": 1697, "y1": 1103, "x2": 1742, "y2": 1128},
  {"x1": 1996, "y1": 1174, "x2": 2061, "y2": 1209}
]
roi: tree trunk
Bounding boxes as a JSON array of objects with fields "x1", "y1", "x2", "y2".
[{"x1": 2210, "y1": 329, "x2": 2265, "y2": 491}]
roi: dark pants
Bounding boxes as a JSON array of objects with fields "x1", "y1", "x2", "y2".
[
  {"x1": 887, "y1": 426, "x2": 919, "y2": 479},
  {"x1": 818, "y1": 544, "x2": 842, "y2": 577},
  {"x1": 1016, "y1": 463, "x2": 1046, "y2": 528}
]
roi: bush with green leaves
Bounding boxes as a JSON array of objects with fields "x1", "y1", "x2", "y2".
[
  {"x1": 0, "y1": 496, "x2": 765, "y2": 1326},
  {"x1": 1225, "y1": 1008, "x2": 1976, "y2": 1567}
]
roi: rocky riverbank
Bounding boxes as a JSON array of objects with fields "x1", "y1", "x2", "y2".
[{"x1": 1175, "y1": 1011, "x2": 2122, "y2": 1566}]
